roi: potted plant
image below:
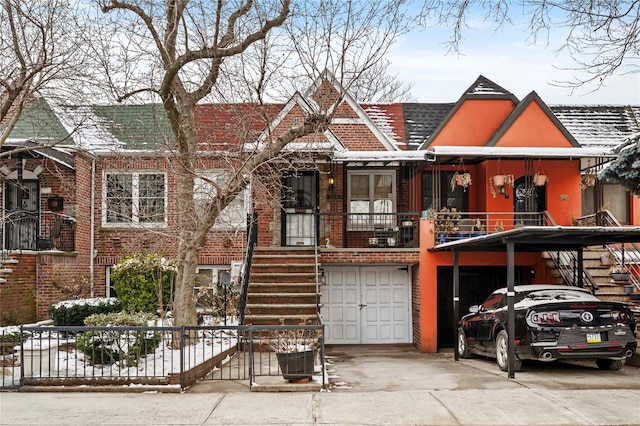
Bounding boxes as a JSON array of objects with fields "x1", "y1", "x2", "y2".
[
  {"x1": 610, "y1": 265, "x2": 631, "y2": 282},
  {"x1": 489, "y1": 174, "x2": 514, "y2": 198},
  {"x1": 271, "y1": 322, "x2": 320, "y2": 382},
  {"x1": 473, "y1": 218, "x2": 485, "y2": 236},
  {"x1": 533, "y1": 172, "x2": 548, "y2": 186},
  {"x1": 579, "y1": 173, "x2": 596, "y2": 189},
  {"x1": 451, "y1": 172, "x2": 472, "y2": 192},
  {"x1": 435, "y1": 207, "x2": 460, "y2": 242}
]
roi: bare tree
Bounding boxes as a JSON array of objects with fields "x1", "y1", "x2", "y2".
[
  {"x1": 417, "y1": 0, "x2": 640, "y2": 90},
  {"x1": 95, "y1": 0, "x2": 411, "y2": 327},
  {"x1": 0, "y1": 0, "x2": 89, "y2": 150}
]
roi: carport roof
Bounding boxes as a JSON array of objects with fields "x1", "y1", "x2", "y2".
[{"x1": 430, "y1": 226, "x2": 640, "y2": 252}]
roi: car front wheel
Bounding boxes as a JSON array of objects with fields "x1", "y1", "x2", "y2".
[
  {"x1": 495, "y1": 330, "x2": 522, "y2": 372},
  {"x1": 596, "y1": 359, "x2": 624, "y2": 371},
  {"x1": 457, "y1": 327, "x2": 472, "y2": 358}
]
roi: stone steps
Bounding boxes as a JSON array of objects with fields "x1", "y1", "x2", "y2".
[{"x1": 244, "y1": 248, "x2": 320, "y2": 325}]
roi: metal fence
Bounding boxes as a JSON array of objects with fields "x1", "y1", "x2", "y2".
[{"x1": 0, "y1": 324, "x2": 325, "y2": 391}]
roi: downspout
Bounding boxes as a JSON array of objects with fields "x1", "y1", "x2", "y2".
[{"x1": 90, "y1": 158, "x2": 96, "y2": 297}]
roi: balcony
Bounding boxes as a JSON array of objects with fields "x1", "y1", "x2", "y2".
[
  {"x1": 429, "y1": 210, "x2": 554, "y2": 245},
  {"x1": 2, "y1": 211, "x2": 75, "y2": 252},
  {"x1": 318, "y1": 212, "x2": 420, "y2": 249}
]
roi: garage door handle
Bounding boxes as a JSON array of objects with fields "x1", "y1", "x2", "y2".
[{"x1": 358, "y1": 304, "x2": 367, "y2": 310}]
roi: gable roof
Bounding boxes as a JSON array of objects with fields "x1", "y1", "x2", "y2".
[
  {"x1": 419, "y1": 76, "x2": 519, "y2": 149},
  {"x1": 2, "y1": 97, "x2": 69, "y2": 144},
  {"x1": 487, "y1": 91, "x2": 580, "y2": 148},
  {"x1": 462, "y1": 75, "x2": 518, "y2": 101}
]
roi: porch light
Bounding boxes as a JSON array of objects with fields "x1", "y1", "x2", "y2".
[{"x1": 328, "y1": 174, "x2": 335, "y2": 191}]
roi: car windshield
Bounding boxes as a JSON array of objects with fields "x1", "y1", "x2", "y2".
[{"x1": 523, "y1": 289, "x2": 598, "y2": 301}]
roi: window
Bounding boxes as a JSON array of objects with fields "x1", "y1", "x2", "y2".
[
  {"x1": 422, "y1": 171, "x2": 468, "y2": 212},
  {"x1": 194, "y1": 171, "x2": 248, "y2": 229},
  {"x1": 348, "y1": 171, "x2": 395, "y2": 228},
  {"x1": 104, "y1": 172, "x2": 166, "y2": 226}
]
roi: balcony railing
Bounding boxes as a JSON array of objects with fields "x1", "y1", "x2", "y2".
[
  {"x1": 430, "y1": 210, "x2": 555, "y2": 244},
  {"x1": 1, "y1": 211, "x2": 75, "y2": 252},
  {"x1": 318, "y1": 212, "x2": 420, "y2": 249}
]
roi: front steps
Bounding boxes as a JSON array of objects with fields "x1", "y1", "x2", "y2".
[
  {"x1": 543, "y1": 246, "x2": 640, "y2": 317},
  {"x1": 244, "y1": 247, "x2": 320, "y2": 325}
]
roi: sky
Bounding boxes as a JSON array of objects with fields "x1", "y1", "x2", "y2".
[{"x1": 387, "y1": 13, "x2": 640, "y2": 105}]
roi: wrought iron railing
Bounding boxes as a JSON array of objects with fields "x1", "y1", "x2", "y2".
[
  {"x1": 0, "y1": 323, "x2": 326, "y2": 391},
  {"x1": 594, "y1": 210, "x2": 640, "y2": 292},
  {"x1": 547, "y1": 250, "x2": 599, "y2": 294},
  {"x1": 1, "y1": 211, "x2": 75, "y2": 252},
  {"x1": 317, "y1": 212, "x2": 420, "y2": 248},
  {"x1": 238, "y1": 213, "x2": 258, "y2": 325}
]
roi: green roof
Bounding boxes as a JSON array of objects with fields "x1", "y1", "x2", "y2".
[
  {"x1": 91, "y1": 104, "x2": 174, "y2": 150},
  {"x1": 2, "y1": 98, "x2": 70, "y2": 144}
]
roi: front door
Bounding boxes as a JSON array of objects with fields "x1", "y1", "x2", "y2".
[
  {"x1": 322, "y1": 266, "x2": 411, "y2": 344},
  {"x1": 4, "y1": 180, "x2": 39, "y2": 250},
  {"x1": 281, "y1": 172, "x2": 318, "y2": 246},
  {"x1": 514, "y1": 176, "x2": 546, "y2": 225}
]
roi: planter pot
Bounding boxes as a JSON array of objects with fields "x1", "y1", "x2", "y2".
[
  {"x1": 624, "y1": 284, "x2": 634, "y2": 294},
  {"x1": 18, "y1": 343, "x2": 58, "y2": 376},
  {"x1": 612, "y1": 272, "x2": 631, "y2": 282},
  {"x1": 534, "y1": 174, "x2": 547, "y2": 186},
  {"x1": 492, "y1": 175, "x2": 505, "y2": 186},
  {"x1": 276, "y1": 350, "x2": 316, "y2": 381}
]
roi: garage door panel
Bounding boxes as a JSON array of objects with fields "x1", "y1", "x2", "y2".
[{"x1": 323, "y1": 266, "x2": 410, "y2": 344}]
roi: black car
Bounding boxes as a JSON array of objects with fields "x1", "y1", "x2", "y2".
[{"x1": 457, "y1": 285, "x2": 638, "y2": 371}]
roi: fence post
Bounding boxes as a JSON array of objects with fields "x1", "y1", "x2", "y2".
[
  {"x1": 180, "y1": 326, "x2": 185, "y2": 390},
  {"x1": 19, "y1": 326, "x2": 24, "y2": 386}
]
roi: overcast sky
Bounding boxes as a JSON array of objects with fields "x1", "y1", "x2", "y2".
[{"x1": 387, "y1": 15, "x2": 639, "y2": 105}]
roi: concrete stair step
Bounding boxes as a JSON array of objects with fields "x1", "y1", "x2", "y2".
[{"x1": 244, "y1": 314, "x2": 319, "y2": 325}]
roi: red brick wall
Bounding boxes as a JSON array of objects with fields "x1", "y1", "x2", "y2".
[{"x1": 0, "y1": 254, "x2": 37, "y2": 326}]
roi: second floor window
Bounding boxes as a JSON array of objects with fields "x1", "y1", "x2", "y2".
[
  {"x1": 104, "y1": 172, "x2": 166, "y2": 226},
  {"x1": 348, "y1": 171, "x2": 395, "y2": 229}
]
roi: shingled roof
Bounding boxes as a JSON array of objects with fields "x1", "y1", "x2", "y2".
[{"x1": 549, "y1": 105, "x2": 640, "y2": 148}]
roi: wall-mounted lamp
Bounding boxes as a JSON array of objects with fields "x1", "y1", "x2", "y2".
[
  {"x1": 328, "y1": 173, "x2": 335, "y2": 191},
  {"x1": 498, "y1": 185, "x2": 509, "y2": 199},
  {"x1": 320, "y1": 270, "x2": 327, "y2": 285}
]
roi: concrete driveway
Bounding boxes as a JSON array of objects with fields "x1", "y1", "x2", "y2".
[{"x1": 2, "y1": 344, "x2": 639, "y2": 425}]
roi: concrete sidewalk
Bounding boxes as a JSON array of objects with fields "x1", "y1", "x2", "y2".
[{"x1": 1, "y1": 345, "x2": 639, "y2": 425}]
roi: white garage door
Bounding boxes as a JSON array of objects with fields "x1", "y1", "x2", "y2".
[{"x1": 321, "y1": 266, "x2": 411, "y2": 344}]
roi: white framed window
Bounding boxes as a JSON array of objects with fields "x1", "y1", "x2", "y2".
[
  {"x1": 194, "y1": 171, "x2": 248, "y2": 229},
  {"x1": 103, "y1": 171, "x2": 167, "y2": 226},
  {"x1": 347, "y1": 170, "x2": 396, "y2": 229}
]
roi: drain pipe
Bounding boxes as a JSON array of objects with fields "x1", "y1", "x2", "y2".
[{"x1": 89, "y1": 158, "x2": 96, "y2": 297}]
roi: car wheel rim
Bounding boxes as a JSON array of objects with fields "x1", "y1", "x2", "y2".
[{"x1": 497, "y1": 336, "x2": 507, "y2": 366}]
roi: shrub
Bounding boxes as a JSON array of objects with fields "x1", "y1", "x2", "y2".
[
  {"x1": 110, "y1": 253, "x2": 176, "y2": 314},
  {"x1": 48, "y1": 298, "x2": 122, "y2": 326},
  {"x1": 77, "y1": 311, "x2": 161, "y2": 366}
]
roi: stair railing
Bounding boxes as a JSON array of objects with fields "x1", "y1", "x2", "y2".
[
  {"x1": 547, "y1": 250, "x2": 599, "y2": 294},
  {"x1": 596, "y1": 210, "x2": 640, "y2": 292},
  {"x1": 314, "y1": 206, "x2": 323, "y2": 323},
  {"x1": 238, "y1": 212, "x2": 258, "y2": 325}
]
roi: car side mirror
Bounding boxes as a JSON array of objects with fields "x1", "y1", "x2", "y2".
[{"x1": 468, "y1": 305, "x2": 480, "y2": 314}]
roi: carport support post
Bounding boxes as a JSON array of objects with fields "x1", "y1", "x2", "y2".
[
  {"x1": 507, "y1": 242, "x2": 516, "y2": 379},
  {"x1": 453, "y1": 249, "x2": 460, "y2": 361}
]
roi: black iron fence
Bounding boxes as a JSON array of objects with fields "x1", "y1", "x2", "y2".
[
  {"x1": 318, "y1": 212, "x2": 420, "y2": 248},
  {"x1": 2, "y1": 211, "x2": 75, "y2": 252},
  {"x1": 0, "y1": 324, "x2": 325, "y2": 391}
]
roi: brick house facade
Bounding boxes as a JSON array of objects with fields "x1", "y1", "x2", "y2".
[{"x1": 2, "y1": 73, "x2": 639, "y2": 352}]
